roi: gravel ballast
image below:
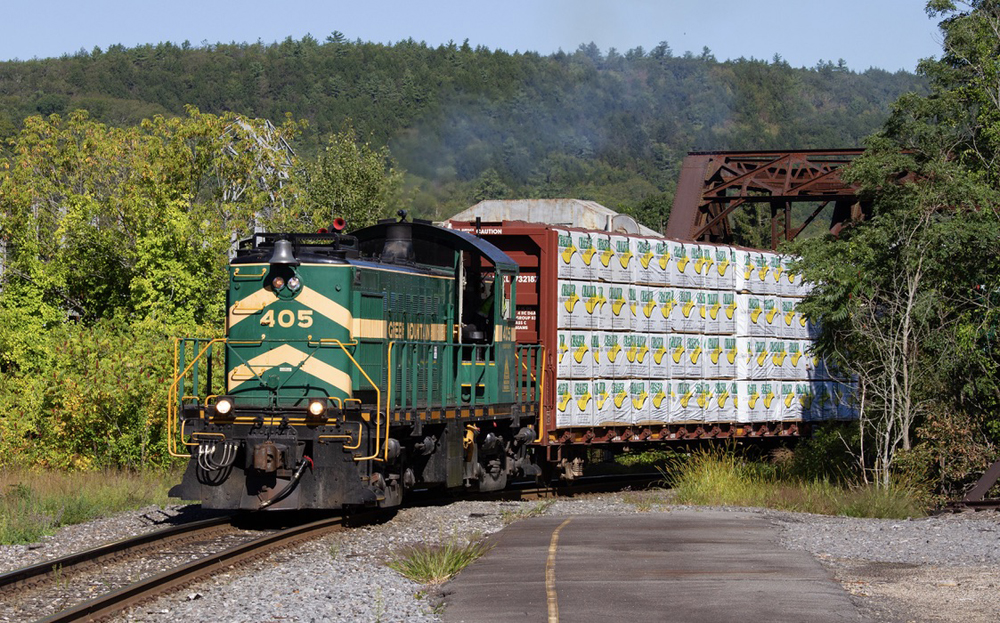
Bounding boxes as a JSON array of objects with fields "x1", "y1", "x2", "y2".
[{"x1": 1, "y1": 493, "x2": 997, "y2": 623}]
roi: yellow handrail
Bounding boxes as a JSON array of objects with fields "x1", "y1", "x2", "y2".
[
  {"x1": 168, "y1": 338, "x2": 226, "y2": 457},
  {"x1": 319, "y1": 421, "x2": 363, "y2": 450},
  {"x1": 319, "y1": 339, "x2": 383, "y2": 463}
]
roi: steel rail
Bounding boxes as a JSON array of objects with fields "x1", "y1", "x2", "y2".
[
  {"x1": 0, "y1": 515, "x2": 235, "y2": 594},
  {"x1": 36, "y1": 515, "x2": 351, "y2": 623}
]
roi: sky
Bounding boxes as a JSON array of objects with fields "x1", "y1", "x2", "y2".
[{"x1": 1, "y1": 0, "x2": 942, "y2": 72}]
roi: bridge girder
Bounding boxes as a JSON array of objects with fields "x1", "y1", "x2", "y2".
[{"x1": 665, "y1": 149, "x2": 870, "y2": 250}]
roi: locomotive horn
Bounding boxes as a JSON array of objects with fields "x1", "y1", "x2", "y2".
[{"x1": 269, "y1": 238, "x2": 299, "y2": 266}]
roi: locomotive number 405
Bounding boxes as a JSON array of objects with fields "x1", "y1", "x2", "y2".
[{"x1": 260, "y1": 309, "x2": 314, "y2": 328}]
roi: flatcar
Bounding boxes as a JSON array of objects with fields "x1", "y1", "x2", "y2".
[{"x1": 168, "y1": 216, "x2": 851, "y2": 510}]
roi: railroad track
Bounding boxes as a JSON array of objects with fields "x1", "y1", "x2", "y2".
[
  {"x1": 0, "y1": 513, "x2": 368, "y2": 623},
  {"x1": 1, "y1": 473, "x2": 657, "y2": 622}
]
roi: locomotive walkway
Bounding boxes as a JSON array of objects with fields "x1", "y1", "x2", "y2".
[{"x1": 443, "y1": 509, "x2": 862, "y2": 622}]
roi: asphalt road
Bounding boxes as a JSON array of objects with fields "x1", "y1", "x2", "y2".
[{"x1": 443, "y1": 510, "x2": 863, "y2": 622}]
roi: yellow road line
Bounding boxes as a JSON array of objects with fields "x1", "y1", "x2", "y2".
[{"x1": 546, "y1": 517, "x2": 573, "y2": 623}]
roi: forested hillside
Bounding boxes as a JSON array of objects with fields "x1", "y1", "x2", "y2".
[{"x1": 0, "y1": 35, "x2": 924, "y2": 224}]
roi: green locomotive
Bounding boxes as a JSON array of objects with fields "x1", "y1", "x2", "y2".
[{"x1": 169, "y1": 218, "x2": 544, "y2": 510}]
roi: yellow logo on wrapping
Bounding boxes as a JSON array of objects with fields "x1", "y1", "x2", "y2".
[
  {"x1": 632, "y1": 390, "x2": 648, "y2": 410},
  {"x1": 717, "y1": 389, "x2": 730, "y2": 408},
  {"x1": 640, "y1": 249, "x2": 655, "y2": 269},
  {"x1": 560, "y1": 244, "x2": 577, "y2": 264},
  {"x1": 558, "y1": 390, "x2": 572, "y2": 411},
  {"x1": 637, "y1": 344, "x2": 649, "y2": 363},
  {"x1": 672, "y1": 344, "x2": 685, "y2": 364},
  {"x1": 653, "y1": 390, "x2": 668, "y2": 408},
  {"x1": 679, "y1": 389, "x2": 694, "y2": 408},
  {"x1": 600, "y1": 247, "x2": 615, "y2": 267},
  {"x1": 695, "y1": 256, "x2": 713, "y2": 277},
  {"x1": 661, "y1": 300, "x2": 674, "y2": 319},
  {"x1": 585, "y1": 292, "x2": 606, "y2": 314},
  {"x1": 690, "y1": 345, "x2": 702, "y2": 365},
  {"x1": 577, "y1": 391, "x2": 592, "y2": 411},
  {"x1": 614, "y1": 389, "x2": 628, "y2": 408},
  {"x1": 564, "y1": 292, "x2": 579, "y2": 313},
  {"x1": 653, "y1": 346, "x2": 668, "y2": 365},
  {"x1": 763, "y1": 390, "x2": 776, "y2": 409},
  {"x1": 643, "y1": 298, "x2": 657, "y2": 319},
  {"x1": 608, "y1": 343, "x2": 622, "y2": 362},
  {"x1": 708, "y1": 301, "x2": 721, "y2": 320},
  {"x1": 710, "y1": 345, "x2": 723, "y2": 365},
  {"x1": 573, "y1": 343, "x2": 589, "y2": 364},
  {"x1": 696, "y1": 390, "x2": 709, "y2": 409},
  {"x1": 596, "y1": 389, "x2": 609, "y2": 409},
  {"x1": 581, "y1": 247, "x2": 596, "y2": 266}
]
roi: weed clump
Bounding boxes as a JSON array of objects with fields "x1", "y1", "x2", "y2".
[{"x1": 387, "y1": 539, "x2": 493, "y2": 584}]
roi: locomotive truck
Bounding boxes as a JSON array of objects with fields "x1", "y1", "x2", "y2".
[{"x1": 168, "y1": 216, "x2": 850, "y2": 510}]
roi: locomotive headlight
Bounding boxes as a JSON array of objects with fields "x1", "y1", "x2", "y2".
[
  {"x1": 215, "y1": 396, "x2": 234, "y2": 415},
  {"x1": 271, "y1": 276, "x2": 286, "y2": 290},
  {"x1": 307, "y1": 398, "x2": 327, "y2": 417},
  {"x1": 288, "y1": 276, "x2": 301, "y2": 291}
]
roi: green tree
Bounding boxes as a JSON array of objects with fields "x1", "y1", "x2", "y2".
[
  {"x1": 0, "y1": 108, "x2": 304, "y2": 467},
  {"x1": 793, "y1": 1, "x2": 1000, "y2": 491},
  {"x1": 471, "y1": 168, "x2": 509, "y2": 202},
  {"x1": 301, "y1": 125, "x2": 404, "y2": 230}
]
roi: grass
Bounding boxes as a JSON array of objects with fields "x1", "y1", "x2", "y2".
[
  {"x1": 0, "y1": 468, "x2": 187, "y2": 545},
  {"x1": 499, "y1": 499, "x2": 555, "y2": 525},
  {"x1": 664, "y1": 447, "x2": 927, "y2": 519},
  {"x1": 387, "y1": 538, "x2": 493, "y2": 584}
]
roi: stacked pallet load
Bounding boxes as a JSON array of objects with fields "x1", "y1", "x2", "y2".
[{"x1": 552, "y1": 228, "x2": 855, "y2": 429}]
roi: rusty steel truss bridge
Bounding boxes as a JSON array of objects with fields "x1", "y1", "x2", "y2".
[{"x1": 665, "y1": 149, "x2": 871, "y2": 249}]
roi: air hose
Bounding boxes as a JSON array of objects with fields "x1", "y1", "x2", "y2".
[{"x1": 258, "y1": 456, "x2": 313, "y2": 510}]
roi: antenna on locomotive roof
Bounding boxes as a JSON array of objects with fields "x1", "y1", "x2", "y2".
[{"x1": 397, "y1": 209, "x2": 408, "y2": 222}]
